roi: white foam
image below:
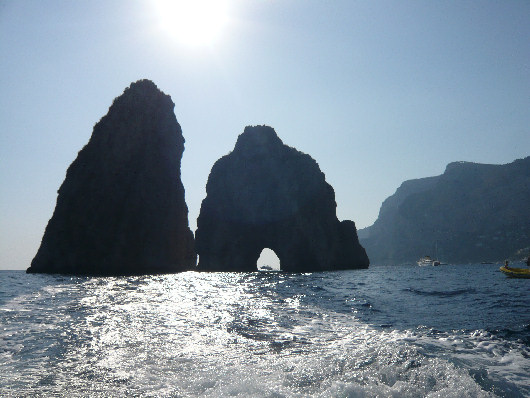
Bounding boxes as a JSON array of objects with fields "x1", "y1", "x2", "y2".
[{"x1": 0, "y1": 273, "x2": 525, "y2": 397}]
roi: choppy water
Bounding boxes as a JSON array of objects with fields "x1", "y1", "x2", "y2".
[{"x1": 1, "y1": 264, "x2": 529, "y2": 397}]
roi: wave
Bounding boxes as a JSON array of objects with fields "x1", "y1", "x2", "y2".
[
  {"x1": 403, "y1": 287, "x2": 477, "y2": 297},
  {"x1": 487, "y1": 324, "x2": 530, "y2": 347}
]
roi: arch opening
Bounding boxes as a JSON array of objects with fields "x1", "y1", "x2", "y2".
[{"x1": 256, "y1": 248, "x2": 280, "y2": 271}]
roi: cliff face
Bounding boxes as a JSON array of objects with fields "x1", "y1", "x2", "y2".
[
  {"x1": 28, "y1": 80, "x2": 196, "y2": 275},
  {"x1": 195, "y1": 125, "x2": 369, "y2": 271},
  {"x1": 359, "y1": 157, "x2": 530, "y2": 264}
]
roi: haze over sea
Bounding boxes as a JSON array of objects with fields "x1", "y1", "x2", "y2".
[{"x1": 1, "y1": 263, "x2": 528, "y2": 397}]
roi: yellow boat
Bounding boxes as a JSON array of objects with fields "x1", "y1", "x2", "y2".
[{"x1": 500, "y1": 266, "x2": 530, "y2": 279}]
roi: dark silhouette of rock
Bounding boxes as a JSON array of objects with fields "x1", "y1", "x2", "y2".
[
  {"x1": 358, "y1": 157, "x2": 530, "y2": 264},
  {"x1": 28, "y1": 80, "x2": 196, "y2": 275},
  {"x1": 195, "y1": 125, "x2": 369, "y2": 271}
]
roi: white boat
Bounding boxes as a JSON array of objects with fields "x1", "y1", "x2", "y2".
[{"x1": 417, "y1": 256, "x2": 440, "y2": 266}]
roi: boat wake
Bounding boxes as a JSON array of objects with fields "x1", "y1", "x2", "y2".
[{"x1": 1, "y1": 268, "x2": 529, "y2": 397}]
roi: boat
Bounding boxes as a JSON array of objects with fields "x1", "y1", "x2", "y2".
[
  {"x1": 500, "y1": 266, "x2": 530, "y2": 279},
  {"x1": 417, "y1": 242, "x2": 442, "y2": 266},
  {"x1": 417, "y1": 256, "x2": 440, "y2": 266}
]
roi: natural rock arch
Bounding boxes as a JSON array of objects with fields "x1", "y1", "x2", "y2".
[
  {"x1": 195, "y1": 125, "x2": 369, "y2": 272},
  {"x1": 257, "y1": 248, "x2": 281, "y2": 270}
]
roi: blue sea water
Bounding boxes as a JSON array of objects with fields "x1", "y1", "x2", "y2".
[{"x1": 0, "y1": 263, "x2": 529, "y2": 397}]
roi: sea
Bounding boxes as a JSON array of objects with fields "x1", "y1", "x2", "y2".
[{"x1": 1, "y1": 263, "x2": 529, "y2": 397}]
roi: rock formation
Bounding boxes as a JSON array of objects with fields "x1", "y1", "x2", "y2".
[
  {"x1": 28, "y1": 80, "x2": 196, "y2": 275},
  {"x1": 195, "y1": 125, "x2": 369, "y2": 271},
  {"x1": 358, "y1": 157, "x2": 530, "y2": 264}
]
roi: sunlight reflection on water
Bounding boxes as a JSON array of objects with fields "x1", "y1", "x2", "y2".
[{"x1": 1, "y1": 267, "x2": 528, "y2": 397}]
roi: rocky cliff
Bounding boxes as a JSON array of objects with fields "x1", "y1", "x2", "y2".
[
  {"x1": 28, "y1": 80, "x2": 196, "y2": 275},
  {"x1": 195, "y1": 125, "x2": 369, "y2": 271},
  {"x1": 359, "y1": 157, "x2": 530, "y2": 264}
]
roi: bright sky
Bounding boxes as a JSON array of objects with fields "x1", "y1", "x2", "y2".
[{"x1": 1, "y1": 1, "x2": 529, "y2": 270}]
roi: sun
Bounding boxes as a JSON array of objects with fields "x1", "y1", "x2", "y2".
[{"x1": 154, "y1": 0, "x2": 230, "y2": 47}]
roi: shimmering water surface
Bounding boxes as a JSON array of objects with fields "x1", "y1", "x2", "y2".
[{"x1": 1, "y1": 264, "x2": 529, "y2": 397}]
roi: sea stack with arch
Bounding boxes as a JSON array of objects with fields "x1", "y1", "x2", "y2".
[{"x1": 195, "y1": 125, "x2": 369, "y2": 272}]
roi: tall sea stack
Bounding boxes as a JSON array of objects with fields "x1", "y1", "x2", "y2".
[
  {"x1": 28, "y1": 80, "x2": 196, "y2": 275},
  {"x1": 195, "y1": 125, "x2": 369, "y2": 271}
]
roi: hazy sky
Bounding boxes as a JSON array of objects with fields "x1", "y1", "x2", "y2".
[{"x1": 1, "y1": 1, "x2": 529, "y2": 270}]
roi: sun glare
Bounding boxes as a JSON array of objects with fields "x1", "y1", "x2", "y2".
[{"x1": 154, "y1": 0, "x2": 230, "y2": 47}]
